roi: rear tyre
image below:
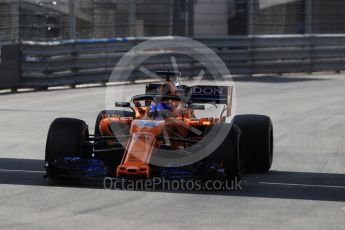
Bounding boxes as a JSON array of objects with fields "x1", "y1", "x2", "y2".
[
  {"x1": 234, "y1": 115, "x2": 273, "y2": 173},
  {"x1": 45, "y1": 118, "x2": 91, "y2": 179}
]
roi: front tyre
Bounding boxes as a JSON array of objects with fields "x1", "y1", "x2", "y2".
[
  {"x1": 45, "y1": 118, "x2": 91, "y2": 179},
  {"x1": 93, "y1": 110, "x2": 133, "y2": 173},
  {"x1": 94, "y1": 110, "x2": 134, "y2": 136},
  {"x1": 224, "y1": 125, "x2": 243, "y2": 181},
  {"x1": 205, "y1": 123, "x2": 243, "y2": 181}
]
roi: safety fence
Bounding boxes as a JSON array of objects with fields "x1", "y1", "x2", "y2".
[
  {"x1": 16, "y1": 34, "x2": 345, "y2": 89},
  {"x1": 1, "y1": 34, "x2": 345, "y2": 90}
]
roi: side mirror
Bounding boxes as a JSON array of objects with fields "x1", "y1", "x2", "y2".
[
  {"x1": 188, "y1": 104, "x2": 205, "y2": 110},
  {"x1": 115, "y1": 102, "x2": 131, "y2": 108}
]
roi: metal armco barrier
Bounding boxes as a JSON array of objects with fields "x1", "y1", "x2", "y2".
[
  {"x1": 9, "y1": 35, "x2": 345, "y2": 89},
  {"x1": 0, "y1": 44, "x2": 20, "y2": 90}
]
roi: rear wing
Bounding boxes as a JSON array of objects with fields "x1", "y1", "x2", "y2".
[
  {"x1": 189, "y1": 85, "x2": 233, "y2": 117},
  {"x1": 188, "y1": 86, "x2": 232, "y2": 104},
  {"x1": 146, "y1": 84, "x2": 233, "y2": 116}
]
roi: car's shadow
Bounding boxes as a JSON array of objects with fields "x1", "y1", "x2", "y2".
[{"x1": 0, "y1": 158, "x2": 344, "y2": 202}]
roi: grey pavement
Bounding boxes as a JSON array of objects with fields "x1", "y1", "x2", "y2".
[{"x1": 0, "y1": 73, "x2": 344, "y2": 229}]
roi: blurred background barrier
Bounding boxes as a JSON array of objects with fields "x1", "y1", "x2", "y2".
[
  {"x1": 17, "y1": 34, "x2": 345, "y2": 89},
  {"x1": 1, "y1": 0, "x2": 345, "y2": 90},
  {"x1": 2, "y1": 0, "x2": 345, "y2": 41},
  {"x1": 0, "y1": 44, "x2": 21, "y2": 90}
]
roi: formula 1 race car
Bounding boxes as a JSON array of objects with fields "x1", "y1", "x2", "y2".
[{"x1": 45, "y1": 71, "x2": 273, "y2": 182}]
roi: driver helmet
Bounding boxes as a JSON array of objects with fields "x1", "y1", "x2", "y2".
[{"x1": 149, "y1": 80, "x2": 177, "y2": 115}]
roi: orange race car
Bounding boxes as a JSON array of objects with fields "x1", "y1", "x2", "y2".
[{"x1": 45, "y1": 71, "x2": 273, "y2": 183}]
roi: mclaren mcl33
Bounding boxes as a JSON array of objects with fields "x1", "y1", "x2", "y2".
[{"x1": 45, "y1": 71, "x2": 273, "y2": 182}]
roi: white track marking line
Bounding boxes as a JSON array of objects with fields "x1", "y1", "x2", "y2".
[
  {"x1": 0, "y1": 169, "x2": 45, "y2": 174},
  {"x1": 139, "y1": 67, "x2": 161, "y2": 80},
  {"x1": 260, "y1": 182, "x2": 345, "y2": 189}
]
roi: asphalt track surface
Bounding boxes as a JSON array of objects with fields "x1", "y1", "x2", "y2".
[{"x1": 0, "y1": 74, "x2": 344, "y2": 229}]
